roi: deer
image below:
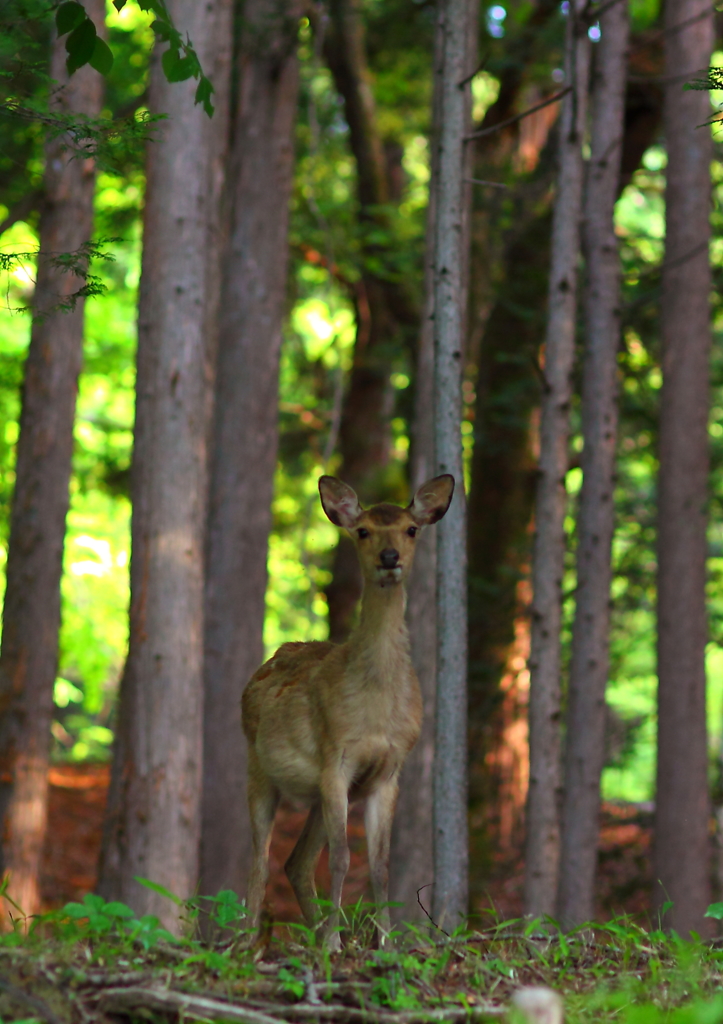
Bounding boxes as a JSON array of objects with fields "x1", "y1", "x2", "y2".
[{"x1": 241, "y1": 472, "x2": 454, "y2": 950}]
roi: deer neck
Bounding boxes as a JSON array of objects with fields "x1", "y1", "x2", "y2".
[{"x1": 346, "y1": 580, "x2": 410, "y2": 682}]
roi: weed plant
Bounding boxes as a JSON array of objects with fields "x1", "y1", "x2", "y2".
[{"x1": 0, "y1": 883, "x2": 723, "y2": 1023}]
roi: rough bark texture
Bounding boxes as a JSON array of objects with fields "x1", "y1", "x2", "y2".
[
  {"x1": 557, "y1": 0, "x2": 629, "y2": 930},
  {"x1": 201, "y1": 0, "x2": 301, "y2": 901},
  {"x1": 323, "y1": 0, "x2": 417, "y2": 642},
  {"x1": 97, "y1": 0, "x2": 232, "y2": 928},
  {"x1": 465, "y1": 0, "x2": 561, "y2": 901},
  {"x1": 389, "y1": 47, "x2": 441, "y2": 915},
  {"x1": 524, "y1": 1, "x2": 590, "y2": 918},
  {"x1": 430, "y1": 0, "x2": 474, "y2": 930},
  {"x1": 653, "y1": 0, "x2": 713, "y2": 938},
  {"x1": 0, "y1": 3, "x2": 105, "y2": 921},
  {"x1": 467, "y1": 212, "x2": 550, "y2": 892}
]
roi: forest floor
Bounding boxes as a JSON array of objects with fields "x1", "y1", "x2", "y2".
[{"x1": 7, "y1": 766, "x2": 706, "y2": 1024}]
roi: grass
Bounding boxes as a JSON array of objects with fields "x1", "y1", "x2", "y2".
[{"x1": 1, "y1": 888, "x2": 723, "y2": 1024}]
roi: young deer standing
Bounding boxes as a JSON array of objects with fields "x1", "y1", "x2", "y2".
[{"x1": 241, "y1": 473, "x2": 454, "y2": 949}]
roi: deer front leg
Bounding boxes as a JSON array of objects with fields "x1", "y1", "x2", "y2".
[
  {"x1": 364, "y1": 774, "x2": 399, "y2": 947},
  {"x1": 320, "y1": 770, "x2": 350, "y2": 952},
  {"x1": 245, "y1": 753, "x2": 279, "y2": 935}
]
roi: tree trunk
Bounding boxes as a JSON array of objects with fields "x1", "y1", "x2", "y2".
[
  {"x1": 97, "y1": 0, "x2": 232, "y2": 928},
  {"x1": 653, "y1": 0, "x2": 713, "y2": 938},
  {"x1": 389, "y1": 18, "x2": 443, "y2": 916},
  {"x1": 0, "y1": 1, "x2": 105, "y2": 922},
  {"x1": 201, "y1": 0, "x2": 301, "y2": 902},
  {"x1": 557, "y1": 0, "x2": 629, "y2": 930},
  {"x1": 524, "y1": 1, "x2": 590, "y2": 918},
  {"x1": 467, "y1": 210, "x2": 550, "y2": 894},
  {"x1": 430, "y1": 0, "x2": 475, "y2": 931},
  {"x1": 323, "y1": 0, "x2": 417, "y2": 642}
]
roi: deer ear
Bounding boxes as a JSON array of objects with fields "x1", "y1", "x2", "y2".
[
  {"x1": 408, "y1": 474, "x2": 455, "y2": 526},
  {"x1": 319, "y1": 476, "x2": 363, "y2": 529}
]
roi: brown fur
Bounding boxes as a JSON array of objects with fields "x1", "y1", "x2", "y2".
[{"x1": 241, "y1": 474, "x2": 454, "y2": 948}]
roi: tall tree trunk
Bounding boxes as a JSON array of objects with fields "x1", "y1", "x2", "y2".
[
  {"x1": 557, "y1": 0, "x2": 629, "y2": 930},
  {"x1": 524, "y1": 1, "x2": 590, "y2": 918},
  {"x1": 323, "y1": 0, "x2": 417, "y2": 641},
  {"x1": 430, "y1": 0, "x2": 475, "y2": 930},
  {"x1": 465, "y1": 0, "x2": 561, "y2": 902},
  {"x1": 97, "y1": 0, "x2": 232, "y2": 928},
  {"x1": 0, "y1": 1, "x2": 105, "y2": 922},
  {"x1": 201, "y1": 0, "x2": 301, "y2": 902},
  {"x1": 467, "y1": 210, "x2": 550, "y2": 894},
  {"x1": 389, "y1": 19, "x2": 443, "y2": 916},
  {"x1": 653, "y1": 0, "x2": 713, "y2": 938}
]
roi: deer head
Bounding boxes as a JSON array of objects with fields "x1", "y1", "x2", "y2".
[{"x1": 318, "y1": 474, "x2": 455, "y2": 587}]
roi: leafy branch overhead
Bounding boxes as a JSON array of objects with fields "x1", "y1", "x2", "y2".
[
  {"x1": 685, "y1": 66, "x2": 723, "y2": 127},
  {"x1": 55, "y1": 0, "x2": 215, "y2": 115},
  {"x1": 0, "y1": 238, "x2": 119, "y2": 319}
]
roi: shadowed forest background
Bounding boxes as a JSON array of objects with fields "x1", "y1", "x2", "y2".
[{"x1": 2, "y1": 0, "x2": 723, "y2": 943}]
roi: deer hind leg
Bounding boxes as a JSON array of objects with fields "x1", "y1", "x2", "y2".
[
  {"x1": 285, "y1": 802, "x2": 327, "y2": 928},
  {"x1": 320, "y1": 772, "x2": 350, "y2": 952},
  {"x1": 245, "y1": 754, "x2": 280, "y2": 934},
  {"x1": 364, "y1": 774, "x2": 399, "y2": 947}
]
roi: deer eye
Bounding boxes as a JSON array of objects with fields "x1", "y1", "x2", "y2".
[
  {"x1": 407, "y1": 527, "x2": 417, "y2": 538},
  {"x1": 357, "y1": 528, "x2": 369, "y2": 539}
]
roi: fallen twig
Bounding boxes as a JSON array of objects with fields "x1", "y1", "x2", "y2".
[
  {"x1": 98, "y1": 986, "x2": 284, "y2": 1024},
  {"x1": 98, "y1": 985, "x2": 506, "y2": 1023}
]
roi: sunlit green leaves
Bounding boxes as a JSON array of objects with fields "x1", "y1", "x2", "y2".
[{"x1": 54, "y1": 0, "x2": 215, "y2": 115}]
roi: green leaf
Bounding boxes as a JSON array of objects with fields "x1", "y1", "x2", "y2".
[
  {"x1": 63, "y1": 902, "x2": 90, "y2": 919},
  {"x1": 65, "y1": 16, "x2": 97, "y2": 74},
  {"x1": 705, "y1": 901, "x2": 723, "y2": 919},
  {"x1": 56, "y1": 1, "x2": 86, "y2": 36},
  {"x1": 103, "y1": 901, "x2": 135, "y2": 919},
  {"x1": 112, "y1": 0, "x2": 127, "y2": 8},
  {"x1": 134, "y1": 876, "x2": 183, "y2": 906},
  {"x1": 161, "y1": 47, "x2": 194, "y2": 83},
  {"x1": 88, "y1": 36, "x2": 113, "y2": 75},
  {"x1": 195, "y1": 76, "x2": 214, "y2": 117}
]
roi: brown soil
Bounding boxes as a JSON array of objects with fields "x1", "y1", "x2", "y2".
[{"x1": 41, "y1": 764, "x2": 653, "y2": 923}]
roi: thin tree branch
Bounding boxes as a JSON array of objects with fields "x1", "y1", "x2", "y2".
[
  {"x1": 458, "y1": 50, "x2": 489, "y2": 88},
  {"x1": 465, "y1": 87, "x2": 571, "y2": 141},
  {"x1": 464, "y1": 177, "x2": 508, "y2": 188}
]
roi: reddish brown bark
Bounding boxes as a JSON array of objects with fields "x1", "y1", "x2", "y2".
[
  {"x1": 654, "y1": 0, "x2": 714, "y2": 938},
  {"x1": 201, "y1": 0, "x2": 301, "y2": 902},
  {"x1": 0, "y1": 1, "x2": 105, "y2": 922}
]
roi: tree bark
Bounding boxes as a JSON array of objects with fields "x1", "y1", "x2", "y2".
[
  {"x1": 97, "y1": 0, "x2": 232, "y2": 928},
  {"x1": 323, "y1": 0, "x2": 418, "y2": 642},
  {"x1": 430, "y1": 0, "x2": 475, "y2": 931},
  {"x1": 467, "y1": 211, "x2": 550, "y2": 892},
  {"x1": 653, "y1": 0, "x2": 713, "y2": 938},
  {"x1": 557, "y1": 0, "x2": 629, "y2": 930},
  {"x1": 524, "y1": 1, "x2": 590, "y2": 918},
  {"x1": 0, "y1": 1, "x2": 105, "y2": 922},
  {"x1": 200, "y1": 0, "x2": 301, "y2": 902},
  {"x1": 389, "y1": 19, "x2": 444, "y2": 918}
]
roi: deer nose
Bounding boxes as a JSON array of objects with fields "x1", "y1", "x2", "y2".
[{"x1": 379, "y1": 548, "x2": 400, "y2": 568}]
